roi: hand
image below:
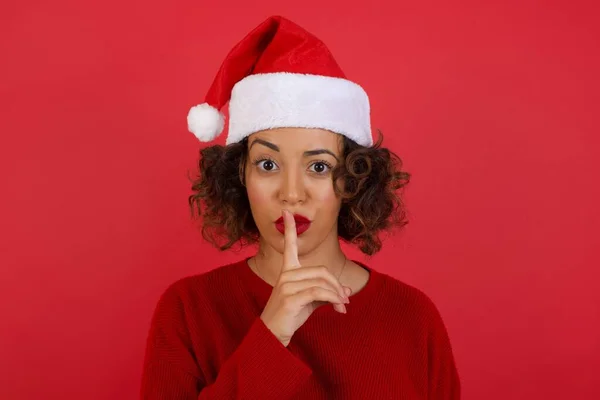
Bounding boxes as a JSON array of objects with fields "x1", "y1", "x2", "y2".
[{"x1": 260, "y1": 209, "x2": 351, "y2": 347}]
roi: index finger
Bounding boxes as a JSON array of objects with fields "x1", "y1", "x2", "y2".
[{"x1": 282, "y1": 209, "x2": 300, "y2": 270}]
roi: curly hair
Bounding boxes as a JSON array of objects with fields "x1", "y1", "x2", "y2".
[{"x1": 188, "y1": 131, "x2": 411, "y2": 255}]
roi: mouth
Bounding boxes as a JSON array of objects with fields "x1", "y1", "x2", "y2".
[{"x1": 274, "y1": 214, "x2": 312, "y2": 235}]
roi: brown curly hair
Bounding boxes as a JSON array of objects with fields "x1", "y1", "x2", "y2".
[{"x1": 188, "y1": 131, "x2": 411, "y2": 255}]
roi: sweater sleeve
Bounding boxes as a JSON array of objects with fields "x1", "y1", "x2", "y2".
[
  {"x1": 426, "y1": 301, "x2": 461, "y2": 400},
  {"x1": 198, "y1": 317, "x2": 313, "y2": 399},
  {"x1": 140, "y1": 282, "x2": 312, "y2": 400}
]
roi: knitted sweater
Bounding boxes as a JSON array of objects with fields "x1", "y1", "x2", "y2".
[{"x1": 140, "y1": 259, "x2": 460, "y2": 399}]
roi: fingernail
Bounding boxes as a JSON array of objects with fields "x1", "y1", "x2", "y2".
[
  {"x1": 341, "y1": 305, "x2": 347, "y2": 314},
  {"x1": 343, "y1": 296, "x2": 350, "y2": 304}
]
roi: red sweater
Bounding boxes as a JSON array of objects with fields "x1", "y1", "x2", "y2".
[{"x1": 140, "y1": 259, "x2": 460, "y2": 399}]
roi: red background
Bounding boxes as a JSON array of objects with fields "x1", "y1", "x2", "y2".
[{"x1": 1, "y1": 0, "x2": 598, "y2": 399}]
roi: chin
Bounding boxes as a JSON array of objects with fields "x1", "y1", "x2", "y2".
[
  {"x1": 292, "y1": 231, "x2": 333, "y2": 257},
  {"x1": 263, "y1": 231, "x2": 317, "y2": 257},
  {"x1": 295, "y1": 238, "x2": 318, "y2": 257}
]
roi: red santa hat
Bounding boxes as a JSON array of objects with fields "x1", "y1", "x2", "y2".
[{"x1": 187, "y1": 15, "x2": 373, "y2": 147}]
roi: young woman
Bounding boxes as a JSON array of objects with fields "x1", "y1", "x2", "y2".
[{"x1": 140, "y1": 15, "x2": 460, "y2": 399}]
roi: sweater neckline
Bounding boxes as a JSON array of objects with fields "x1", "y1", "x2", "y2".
[{"x1": 237, "y1": 257, "x2": 383, "y2": 315}]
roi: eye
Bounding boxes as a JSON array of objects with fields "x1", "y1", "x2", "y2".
[
  {"x1": 254, "y1": 158, "x2": 279, "y2": 171},
  {"x1": 309, "y1": 161, "x2": 332, "y2": 174}
]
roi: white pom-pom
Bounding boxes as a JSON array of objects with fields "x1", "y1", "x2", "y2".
[{"x1": 187, "y1": 103, "x2": 225, "y2": 142}]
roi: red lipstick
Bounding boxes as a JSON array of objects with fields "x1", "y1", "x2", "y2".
[{"x1": 275, "y1": 214, "x2": 311, "y2": 235}]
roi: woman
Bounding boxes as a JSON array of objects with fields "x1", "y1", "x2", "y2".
[{"x1": 140, "y1": 15, "x2": 460, "y2": 399}]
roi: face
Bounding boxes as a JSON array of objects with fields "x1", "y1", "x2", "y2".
[{"x1": 244, "y1": 127, "x2": 344, "y2": 257}]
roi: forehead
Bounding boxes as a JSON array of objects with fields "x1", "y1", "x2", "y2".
[{"x1": 248, "y1": 128, "x2": 342, "y2": 151}]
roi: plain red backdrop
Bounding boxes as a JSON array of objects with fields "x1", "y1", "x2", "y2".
[{"x1": 1, "y1": 0, "x2": 598, "y2": 399}]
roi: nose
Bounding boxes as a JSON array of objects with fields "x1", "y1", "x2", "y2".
[{"x1": 278, "y1": 168, "x2": 306, "y2": 205}]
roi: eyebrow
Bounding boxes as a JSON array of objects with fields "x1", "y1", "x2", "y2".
[{"x1": 249, "y1": 138, "x2": 339, "y2": 161}]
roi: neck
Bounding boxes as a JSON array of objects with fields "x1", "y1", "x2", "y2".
[{"x1": 253, "y1": 228, "x2": 347, "y2": 285}]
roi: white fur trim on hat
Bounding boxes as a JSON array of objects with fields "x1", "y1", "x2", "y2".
[
  {"x1": 187, "y1": 103, "x2": 225, "y2": 142},
  {"x1": 226, "y1": 73, "x2": 372, "y2": 146}
]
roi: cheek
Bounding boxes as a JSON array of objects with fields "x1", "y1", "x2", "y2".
[
  {"x1": 314, "y1": 181, "x2": 342, "y2": 212},
  {"x1": 245, "y1": 174, "x2": 274, "y2": 222},
  {"x1": 246, "y1": 181, "x2": 269, "y2": 208}
]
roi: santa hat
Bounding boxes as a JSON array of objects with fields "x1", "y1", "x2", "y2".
[{"x1": 187, "y1": 15, "x2": 373, "y2": 147}]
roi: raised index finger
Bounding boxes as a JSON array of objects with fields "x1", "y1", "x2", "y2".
[{"x1": 282, "y1": 209, "x2": 300, "y2": 270}]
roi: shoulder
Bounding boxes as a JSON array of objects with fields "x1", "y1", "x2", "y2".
[
  {"x1": 374, "y1": 269, "x2": 449, "y2": 331},
  {"x1": 164, "y1": 260, "x2": 243, "y2": 292},
  {"x1": 375, "y1": 269, "x2": 436, "y2": 308},
  {"x1": 143, "y1": 262, "x2": 245, "y2": 380},
  {"x1": 152, "y1": 260, "x2": 245, "y2": 314}
]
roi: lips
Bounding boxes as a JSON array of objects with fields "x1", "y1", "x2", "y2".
[{"x1": 275, "y1": 214, "x2": 311, "y2": 235}]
